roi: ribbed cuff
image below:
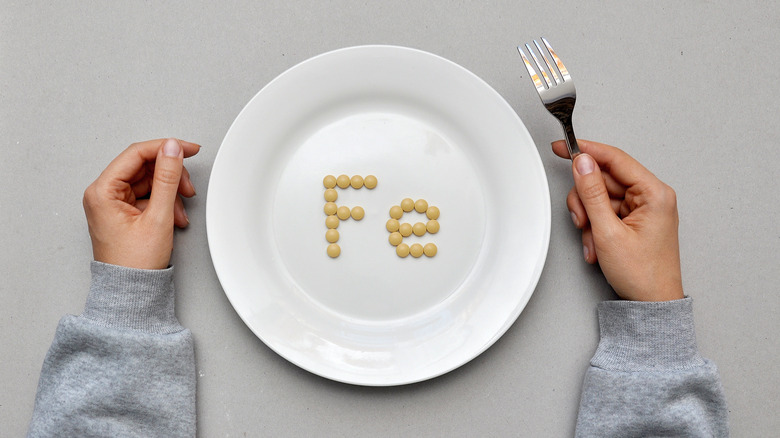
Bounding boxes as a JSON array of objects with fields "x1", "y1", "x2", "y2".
[
  {"x1": 81, "y1": 261, "x2": 184, "y2": 334},
  {"x1": 590, "y1": 297, "x2": 705, "y2": 371}
]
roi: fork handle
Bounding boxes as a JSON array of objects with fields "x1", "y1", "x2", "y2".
[{"x1": 560, "y1": 117, "x2": 581, "y2": 160}]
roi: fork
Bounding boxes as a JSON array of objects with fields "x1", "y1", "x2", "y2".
[{"x1": 517, "y1": 38, "x2": 580, "y2": 159}]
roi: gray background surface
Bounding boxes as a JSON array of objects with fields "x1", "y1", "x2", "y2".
[{"x1": 2, "y1": 1, "x2": 778, "y2": 436}]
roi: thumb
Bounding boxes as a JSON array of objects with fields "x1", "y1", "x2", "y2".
[
  {"x1": 147, "y1": 138, "x2": 184, "y2": 224},
  {"x1": 572, "y1": 153, "x2": 620, "y2": 235}
]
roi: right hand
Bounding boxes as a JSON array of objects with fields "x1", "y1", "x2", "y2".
[{"x1": 552, "y1": 139, "x2": 684, "y2": 302}]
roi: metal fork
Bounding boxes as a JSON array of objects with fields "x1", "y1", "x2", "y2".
[{"x1": 518, "y1": 38, "x2": 580, "y2": 159}]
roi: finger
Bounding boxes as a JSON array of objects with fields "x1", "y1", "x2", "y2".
[
  {"x1": 553, "y1": 141, "x2": 627, "y2": 198},
  {"x1": 568, "y1": 186, "x2": 625, "y2": 229},
  {"x1": 128, "y1": 164, "x2": 150, "y2": 185},
  {"x1": 131, "y1": 162, "x2": 195, "y2": 200},
  {"x1": 567, "y1": 186, "x2": 587, "y2": 229},
  {"x1": 145, "y1": 138, "x2": 184, "y2": 225},
  {"x1": 181, "y1": 140, "x2": 201, "y2": 158},
  {"x1": 102, "y1": 139, "x2": 201, "y2": 183},
  {"x1": 582, "y1": 226, "x2": 597, "y2": 264},
  {"x1": 173, "y1": 195, "x2": 189, "y2": 228},
  {"x1": 135, "y1": 198, "x2": 149, "y2": 212},
  {"x1": 138, "y1": 193, "x2": 188, "y2": 227},
  {"x1": 602, "y1": 172, "x2": 627, "y2": 199},
  {"x1": 130, "y1": 139, "x2": 201, "y2": 158},
  {"x1": 575, "y1": 139, "x2": 657, "y2": 188},
  {"x1": 610, "y1": 198, "x2": 623, "y2": 215},
  {"x1": 572, "y1": 153, "x2": 623, "y2": 237},
  {"x1": 551, "y1": 140, "x2": 573, "y2": 159},
  {"x1": 100, "y1": 140, "x2": 160, "y2": 184},
  {"x1": 619, "y1": 199, "x2": 631, "y2": 219},
  {"x1": 178, "y1": 165, "x2": 196, "y2": 198},
  {"x1": 130, "y1": 166, "x2": 153, "y2": 199}
]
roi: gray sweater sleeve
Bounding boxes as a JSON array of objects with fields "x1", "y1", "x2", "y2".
[
  {"x1": 575, "y1": 298, "x2": 728, "y2": 437},
  {"x1": 28, "y1": 262, "x2": 196, "y2": 438}
]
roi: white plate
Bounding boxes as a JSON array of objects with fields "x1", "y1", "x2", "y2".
[{"x1": 207, "y1": 45, "x2": 550, "y2": 386}]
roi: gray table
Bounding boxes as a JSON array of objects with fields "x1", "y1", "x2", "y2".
[{"x1": 2, "y1": 1, "x2": 778, "y2": 436}]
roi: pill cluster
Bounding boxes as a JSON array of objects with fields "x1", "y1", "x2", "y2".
[
  {"x1": 387, "y1": 198, "x2": 439, "y2": 258},
  {"x1": 323, "y1": 174, "x2": 377, "y2": 258}
]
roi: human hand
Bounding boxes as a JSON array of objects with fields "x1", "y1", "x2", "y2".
[
  {"x1": 552, "y1": 139, "x2": 684, "y2": 302},
  {"x1": 83, "y1": 138, "x2": 201, "y2": 270}
]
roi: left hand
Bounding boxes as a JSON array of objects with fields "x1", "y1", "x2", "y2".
[{"x1": 82, "y1": 138, "x2": 201, "y2": 270}]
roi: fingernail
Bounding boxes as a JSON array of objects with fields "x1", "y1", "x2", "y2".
[
  {"x1": 163, "y1": 138, "x2": 181, "y2": 157},
  {"x1": 583, "y1": 245, "x2": 590, "y2": 262},
  {"x1": 570, "y1": 212, "x2": 579, "y2": 227},
  {"x1": 575, "y1": 154, "x2": 595, "y2": 176}
]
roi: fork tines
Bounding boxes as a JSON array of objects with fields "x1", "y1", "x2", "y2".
[
  {"x1": 517, "y1": 38, "x2": 571, "y2": 92},
  {"x1": 517, "y1": 37, "x2": 580, "y2": 160}
]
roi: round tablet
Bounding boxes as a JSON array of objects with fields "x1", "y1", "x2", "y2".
[
  {"x1": 327, "y1": 243, "x2": 340, "y2": 258},
  {"x1": 399, "y1": 223, "x2": 412, "y2": 237},
  {"x1": 324, "y1": 202, "x2": 337, "y2": 216},
  {"x1": 351, "y1": 206, "x2": 365, "y2": 220},
  {"x1": 324, "y1": 188, "x2": 338, "y2": 202},
  {"x1": 386, "y1": 218, "x2": 400, "y2": 232},
  {"x1": 423, "y1": 243, "x2": 438, "y2": 257},
  {"x1": 323, "y1": 175, "x2": 337, "y2": 189},
  {"x1": 325, "y1": 215, "x2": 339, "y2": 229},
  {"x1": 325, "y1": 229, "x2": 339, "y2": 243},
  {"x1": 414, "y1": 199, "x2": 428, "y2": 213},
  {"x1": 336, "y1": 174, "x2": 350, "y2": 189},
  {"x1": 400, "y1": 198, "x2": 414, "y2": 212},
  {"x1": 350, "y1": 175, "x2": 364, "y2": 189},
  {"x1": 388, "y1": 232, "x2": 403, "y2": 246},
  {"x1": 412, "y1": 222, "x2": 426, "y2": 237},
  {"x1": 389, "y1": 205, "x2": 403, "y2": 219},
  {"x1": 426, "y1": 206, "x2": 440, "y2": 220},
  {"x1": 364, "y1": 175, "x2": 377, "y2": 189},
  {"x1": 396, "y1": 243, "x2": 410, "y2": 258},
  {"x1": 336, "y1": 206, "x2": 351, "y2": 220},
  {"x1": 426, "y1": 219, "x2": 440, "y2": 234},
  {"x1": 409, "y1": 243, "x2": 424, "y2": 258}
]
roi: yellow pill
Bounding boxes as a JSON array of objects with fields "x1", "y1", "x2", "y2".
[
  {"x1": 364, "y1": 175, "x2": 377, "y2": 189},
  {"x1": 325, "y1": 215, "x2": 339, "y2": 229},
  {"x1": 388, "y1": 232, "x2": 403, "y2": 246},
  {"x1": 409, "y1": 243, "x2": 424, "y2": 258},
  {"x1": 413, "y1": 222, "x2": 427, "y2": 236},
  {"x1": 423, "y1": 243, "x2": 438, "y2": 257},
  {"x1": 426, "y1": 206, "x2": 440, "y2": 220},
  {"x1": 324, "y1": 202, "x2": 337, "y2": 216},
  {"x1": 336, "y1": 174, "x2": 350, "y2": 189},
  {"x1": 400, "y1": 198, "x2": 415, "y2": 212},
  {"x1": 327, "y1": 243, "x2": 341, "y2": 258},
  {"x1": 325, "y1": 229, "x2": 339, "y2": 243},
  {"x1": 386, "y1": 218, "x2": 400, "y2": 232},
  {"x1": 396, "y1": 243, "x2": 410, "y2": 258},
  {"x1": 323, "y1": 175, "x2": 337, "y2": 188},
  {"x1": 337, "y1": 206, "x2": 351, "y2": 220},
  {"x1": 351, "y1": 206, "x2": 365, "y2": 220},
  {"x1": 389, "y1": 205, "x2": 403, "y2": 219},
  {"x1": 399, "y1": 223, "x2": 412, "y2": 237},
  {"x1": 426, "y1": 219, "x2": 440, "y2": 234},
  {"x1": 414, "y1": 199, "x2": 428, "y2": 213},
  {"x1": 350, "y1": 175, "x2": 364, "y2": 189},
  {"x1": 324, "y1": 188, "x2": 338, "y2": 202}
]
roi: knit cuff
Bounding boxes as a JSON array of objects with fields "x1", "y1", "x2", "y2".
[
  {"x1": 590, "y1": 297, "x2": 705, "y2": 371},
  {"x1": 81, "y1": 261, "x2": 184, "y2": 334}
]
